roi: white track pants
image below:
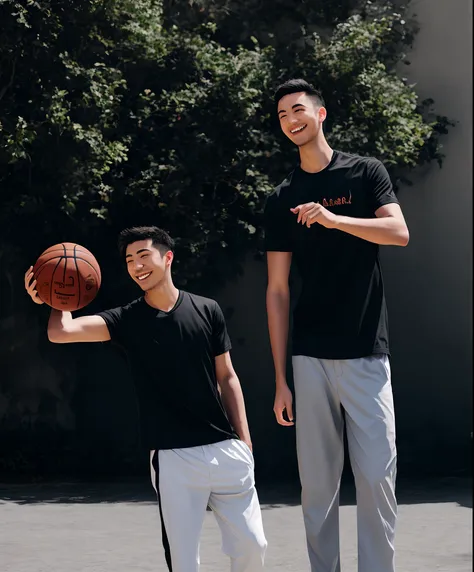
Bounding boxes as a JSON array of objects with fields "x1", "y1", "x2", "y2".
[{"x1": 150, "y1": 439, "x2": 267, "y2": 572}]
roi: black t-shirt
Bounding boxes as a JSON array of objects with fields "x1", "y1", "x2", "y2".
[
  {"x1": 264, "y1": 150, "x2": 399, "y2": 359},
  {"x1": 97, "y1": 291, "x2": 238, "y2": 450}
]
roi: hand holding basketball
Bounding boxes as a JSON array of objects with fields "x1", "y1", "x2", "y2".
[{"x1": 24, "y1": 268, "x2": 45, "y2": 305}]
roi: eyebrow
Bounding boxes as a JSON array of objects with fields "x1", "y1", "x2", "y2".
[
  {"x1": 278, "y1": 103, "x2": 306, "y2": 116},
  {"x1": 125, "y1": 248, "x2": 151, "y2": 259}
]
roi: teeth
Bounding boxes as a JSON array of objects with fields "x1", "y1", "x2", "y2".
[
  {"x1": 291, "y1": 125, "x2": 306, "y2": 134},
  {"x1": 137, "y1": 273, "x2": 151, "y2": 281}
]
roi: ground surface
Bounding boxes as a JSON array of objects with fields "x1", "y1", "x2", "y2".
[{"x1": 1, "y1": 477, "x2": 471, "y2": 571}]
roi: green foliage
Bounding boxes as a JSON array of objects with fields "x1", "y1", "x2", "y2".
[
  {"x1": 0, "y1": 0, "x2": 275, "y2": 287},
  {"x1": 0, "y1": 0, "x2": 453, "y2": 467},
  {"x1": 292, "y1": 12, "x2": 443, "y2": 168},
  {"x1": 0, "y1": 0, "x2": 451, "y2": 287}
]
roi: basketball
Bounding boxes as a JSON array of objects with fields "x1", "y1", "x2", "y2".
[{"x1": 32, "y1": 243, "x2": 101, "y2": 311}]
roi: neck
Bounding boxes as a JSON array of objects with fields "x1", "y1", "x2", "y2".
[
  {"x1": 144, "y1": 278, "x2": 179, "y2": 311},
  {"x1": 298, "y1": 134, "x2": 334, "y2": 173}
]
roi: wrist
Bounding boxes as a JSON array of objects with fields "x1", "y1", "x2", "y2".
[
  {"x1": 275, "y1": 376, "x2": 288, "y2": 388},
  {"x1": 239, "y1": 431, "x2": 251, "y2": 444},
  {"x1": 332, "y1": 214, "x2": 344, "y2": 228}
]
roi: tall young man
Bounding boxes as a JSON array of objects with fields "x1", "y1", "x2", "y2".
[
  {"x1": 25, "y1": 226, "x2": 267, "y2": 572},
  {"x1": 264, "y1": 79, "x2": 409, "y2": 572}
]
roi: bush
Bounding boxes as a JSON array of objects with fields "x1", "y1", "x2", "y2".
[{"x1": 0, "y1": 0, "x2": 452, "y2": 474}]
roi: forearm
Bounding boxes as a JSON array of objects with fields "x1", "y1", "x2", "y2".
[
  {"x1": 219, "y1": 376, "x2": 252, "y2": 444},
  {"x1": 334, "y1": 215, "x2": 409, "y2": 246},
  {"x1": 266, "y1": 289, "x2": 290, "y2": 385}
]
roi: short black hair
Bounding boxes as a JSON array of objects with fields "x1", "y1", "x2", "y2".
[
  {"x1": 118, "y1": 226, "x2": 175, "y2": 258},
  {"x1": 274, "y1": 79, "x2": 325, "y2": 109}
]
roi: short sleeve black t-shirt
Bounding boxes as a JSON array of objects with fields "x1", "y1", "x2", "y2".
[
  {"x1": 264, "y1": 150, "x2": 399, "y2": 359},
  {"x1": 97, "y1": 291, "x2": 238, "y2": 450}
]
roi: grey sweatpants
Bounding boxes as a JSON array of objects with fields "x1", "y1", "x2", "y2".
[
  {"x1": 150, "y1": 439, "x2": 267, "y2": 572},
  {"x1": 293, "y1": 354, "x2": 397, "y2": 572}
]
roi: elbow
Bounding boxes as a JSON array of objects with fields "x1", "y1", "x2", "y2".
[
  {"x1": 397, "y1": 227, "x2": 410, "y2": 247},
  {"x1": 389, "y1": 223, "x2": 409, "y2": 247},
  {"x1": 266, "y1": 285, "x2": 290, "y2": 302},
  {"x1": 218, "y1": 373, "x2": 239, "y2": 390}
]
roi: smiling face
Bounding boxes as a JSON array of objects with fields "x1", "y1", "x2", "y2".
[
  {"x1": 125, "y1": 239, "x2": 173, "y2": 292},
  {"x1": 277, "y1": 91, "x2": 327, "y2": 147}
]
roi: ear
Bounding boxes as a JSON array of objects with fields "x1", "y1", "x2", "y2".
[
  {"x1": 165, "y1": 250, "x2": 174, "y2": 267},
  {"x1": 318, "y1": 106, "x2": 327, "y2": 122}
]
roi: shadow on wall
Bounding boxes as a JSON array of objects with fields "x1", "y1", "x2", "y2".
[{"x1": 213, "y1": 255, "x2": 473, "y2": 481}]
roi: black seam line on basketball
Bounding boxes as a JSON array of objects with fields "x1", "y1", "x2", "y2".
[
  {"x1": 60, "y1": 243, "x2": 68, "y2": 294},
  {"x1": 35, "y1": 249, "x2": 92, "y2": 268},
  {"x1": 50, "y1": 257, "x2": 64, "y2": 304},
  {"x1": 42, "y1": 247, "x2": 91, "y2": 255},
  {"x1": 73, "y1": 244, "x2": 81, "y2": 311},
  {"x1": 34, "y1": 253, "x2": 79, "y2": 276},
  {"x1": 34, "y1": 254, "x2": 100, "y2": 282},
  {"x1": 62, "y1": 250, "x2": 67, "y2": 285},
  {"x1": 74, "y1": 257, "x2": 101, "y2": 282},
  {"x1": 34, "y1": 249, "x2": 88, "y2": 274},
  {"x1": 33, "y1": 255, "x2": 66, "y2": 277}
]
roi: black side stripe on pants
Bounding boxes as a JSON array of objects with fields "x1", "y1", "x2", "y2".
[{"x1": 152, "y1": 451, "x2": 173, "y2": 571}]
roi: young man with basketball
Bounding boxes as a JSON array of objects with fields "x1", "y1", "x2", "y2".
[
  {"x1": 24, "y1": 226, "x2": 267, "y2": 572},
  {"x1": 264, "y1": 78, "x2": 409, "y2": 572}
]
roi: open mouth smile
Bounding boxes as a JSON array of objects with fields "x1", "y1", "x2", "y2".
[
  {"x1": 136, "y1": 272, "x2": 152, "y2": 281},
  {"x1": 290, "y1": 125, "x2": 307, "y2": 134}
]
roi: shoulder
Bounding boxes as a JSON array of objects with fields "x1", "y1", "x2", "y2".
[
  {"x1": 184, "y1": 292, "x2": 224, "y2": 323},
  {"x1": 118, "y1": 297, "x2": 145, "y2": 314},
  {"x1": 333, "y1": 151, "x2": 390, "y2": 184},
  {"x1": 99, "y1": 297, "x2": 144, "y2": 320},
  {"x1": 264, "y1": 169, "x2": 297, "y2": 220},
  {"x1": 184, "y1": 291, "x2": 220, "y2": 312},
  {"x1": 334, "y1": 150, "x2": 384, "y2": 171},
  {"x1": 266, "y1": 169, "x2": 297, "y2": 204}
]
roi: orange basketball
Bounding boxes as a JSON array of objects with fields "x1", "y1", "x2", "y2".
[{"x1": 32, "y1": 243, "x2": 101, "y2": 311}]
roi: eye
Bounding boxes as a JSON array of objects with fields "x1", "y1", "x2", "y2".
[{"x1": 141, "y1": 254, "x2": 149, "y2": 259}]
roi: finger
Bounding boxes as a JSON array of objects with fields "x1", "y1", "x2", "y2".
[
  {"x1": 27, "y1": 272, "x2": 36, "y2": 288},
  {"x1": 301, "y1": 207, "x2": 317, "y2": 225},
  {"x1": 301, "y1": 210, "x2": 310, "y2": 225},
  {"x1": 299, "y1": 205, "x2": 313, "y2": 223},
  {"x1": 306, "y1": 214, "x2": 319, "y2": 228},
  {"x1": 306, "y1": 214, "x2": 316, "y2": 228},
  {"x1": 24, "y1": 269, "x2": 33, "y2": 288},
  {"x1": 274, "y1": 408, "x2": 294, "y2": 427},
  {"x1": 297, "y1": 204, "x2": 312, "y2": 224},
  {"x1": 286, "y1": 402, "x2": 294, "y2": 422},
  {"x1": 290, "y1": 206, "x2": 304, "y2": 221}
]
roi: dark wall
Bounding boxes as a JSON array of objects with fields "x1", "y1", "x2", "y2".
[{"x1": 2, "y1": 252, "x2": 469, "y2": 483}]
